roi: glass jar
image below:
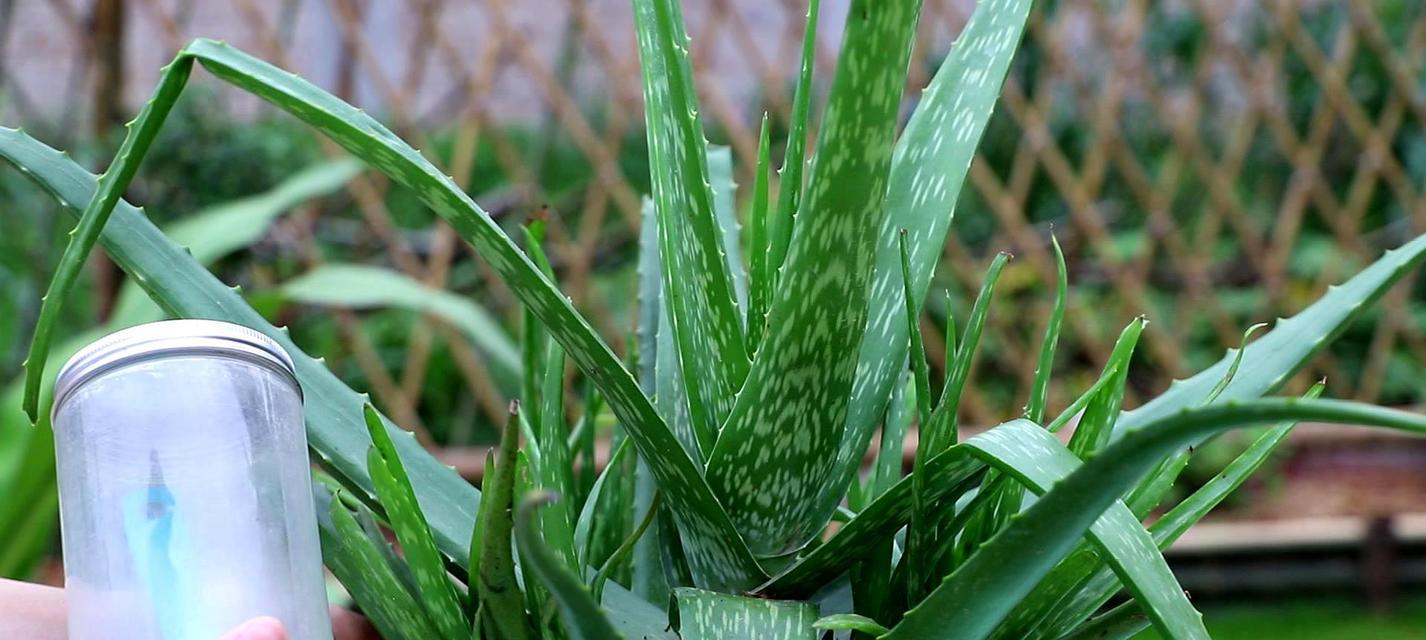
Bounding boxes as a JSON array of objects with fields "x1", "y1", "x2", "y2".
[{"x1": 51, "y1": 319, "x2": 330, "y2": 640}]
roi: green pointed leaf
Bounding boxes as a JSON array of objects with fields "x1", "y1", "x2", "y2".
[
  {"x1": 1117, "y1": 233, "x2": 1426, "y2": 438},
  {"x1": 1057, "y1": 602, "x2": 1149, "y2": 640},
  {"x1": 516, "y1": 492, "x2": 624, "y2": 640},
  {"x1": 747, "y1": 114, "x2": 773, "y2": 348},
  {"x1": 926, "y1": 252, "x2": 1009, "y2": 453},
  {"x1": 767, "y1": 0, "x2": 820, "y2": 277},
  {"x1": 284, "y1": 264, "x2": 520, "y2": 391},
  {"x1": 813, "y1": 613, "x2": 891, "y2": 637},
  {"x1": 534, "y1": 344, "x2": 579, "y2": 572},
  {"x1": 1067, "y1": 318, "x2": 1146, "y2": 458},
  {"x1": 870, "y1": 370, "x2": 915, "y2": 500},
  {"x1": 675, "y1": 587, "x2": 817, "y2": 640},
  {"x1": 888, "y1": 400, "x2": 1426, "y2": 640},
  {"x1": 363, "y1": 405, "x2": 468, "y2": 640},
  {"x1": 475, "y1": 404, "x2": 532, "y2": 640},
  {"x1": 633, "y1": 0, "x2": 749, "y2": 448},
  {"x1": 318, "y1": 487, "x2": 442, "y2": 640},
  {"x1": 705, "y1": 0, "x2": 925, "y2": 555},
  {"x1": 708, "y1": 145, "x2": 747, "y2": 314},
  {"x1": 22, "y1": 56, "x2": 195, "y2": 421},
  {"x1": 1017, "y1": 383, "x2": 1325, "y2": 640},
  {"x1": 825, "y1": 0, "x2": 1032, "y2": 537},
  {"x1": 1026, "y1": 236, "x2": 1067, "y2": 423}
]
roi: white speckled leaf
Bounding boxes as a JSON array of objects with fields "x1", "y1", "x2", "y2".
[
  {"x1": 708, "y1": 145, "x2": 748, "y2": 315},
  {"x1": 633, "y1": 0, "x2": 750, "y2": 448},
  {"x1": 704, "y1": 0, "x2": 924, "y2": 555},
  {"x1": 674, "y1": 587, "x2": 817, "y2": 640},
  {"x1": 820, "y1": 0, "x2": 1034, "y2": 539}
]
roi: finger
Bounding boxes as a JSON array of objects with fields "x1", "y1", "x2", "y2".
[
  {"x1": 217, "y1": 616, "x2": 288, "y2": 640},
  {"x1": 330, "y1": 605, "x2": 381, "y2": 640}
]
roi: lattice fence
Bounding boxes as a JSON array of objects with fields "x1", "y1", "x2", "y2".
[{"x1": 4, "y1": 0, "x2": 1425, "y2": 434}]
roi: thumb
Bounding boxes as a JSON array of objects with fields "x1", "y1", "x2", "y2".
[{"x1": 218, "y1": 617, "x2": 288, "y2": 640}]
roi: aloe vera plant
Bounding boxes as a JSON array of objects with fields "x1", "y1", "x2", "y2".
[{"x1": 8, "y1": 0, "x2": 1426, "y2": 636}]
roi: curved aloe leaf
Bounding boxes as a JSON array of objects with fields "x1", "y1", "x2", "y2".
[
  {"x1": 318, "y1": 487, "x2": 442, "y2": 640},
  {"x1": 951, "y1": 420, "x2": 1207, "y2": 639},
  {"x1": 1116, "y1": 233, "x2": 1426, "y2": 438},
  {"x1": 283, "y1": 263, "x2": 520, "y2": 390},
  {"x1": 1027, "y1": 236, "x2": 1067, "y2": 423},
  {"x1": 6, "y1": 36, "x2": 765, "y2": 590},
  {"x1": 822, "y1": 0, "x2": 1034, "y2": 540},
  {"x1": 362, "y1": 405, "x2": 468, "y2": 640},
  {"x1": 111, "y1": 158, "x2": 361, "y2": 326},
  {"x1": 633, "y1": 0, "x2": 749, "y2": 449},
  {"x1": 675, "y1": 587, "x2": 817, "y2": 640},
  {"x1": 885, "y1": 399, "x2": 1426, "y2": 640},
  {"x1": 766, "y1": 0, "x2": 820, "y2": 281},
  {"x1": 708, "y1": 145, "x2": 747, "y2": 313},
  {"x1": 515, "y1": 492, "x2": 623, "y2": 640},
  {"x1": 1018, "y1": 384, "x2": 1323, "y2": 640},
  {"x1": 705, "y1": 0, "x2": 925, "y2": 555},
  {"x1": 21, "y1": 57, "x2": 195, "y2": 421},
  {"x1": 747, "y1": 115, "x2": 773, "y2": 347}
]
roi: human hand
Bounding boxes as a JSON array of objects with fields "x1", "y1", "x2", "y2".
[{"x1": 216, "y1": 606, "x2": 379, "y2": 640}]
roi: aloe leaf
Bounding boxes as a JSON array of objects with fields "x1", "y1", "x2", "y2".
[
  {"x1": 1057, "y1": 602, "x2": 1149, "y2": 640},
  {"x1": 870, "y1": 370, "x2": 915, "y2": 499},
  {"x1": 1117, "y1": 233, "x2": 1426, "y2": 438},
  {"x1": 633, "y1": 0, "x2": 749, "y2": 446},
  {"x1": 111, "y1": 159, "x2": 361, "y2": 325},
  {"x1": 1066, "y1": 318, "x2": 1145, "y2": 458},
  {"x1": 747, "y1": 114, "x2": 773, "y2": 348},
  {"x1": 574, "y1": 439, "x2": 632, "y2": 568},
  {"x1": 767, "y1": 0, "x2": 820, "y2": 277},
  {"x1": 6, "y1": 36, "x2": 766, "y2": 589},
  {"x1": 632, "y1": 198, "x2": 670, "y2": 602},
  {"x1": 966, "y1": 420, "x2": 1207, "y2": 639},
  {"x1": 926, "y1": 252, "x2": 1009, "y2": 453},
  {"x1": 1021, "y1": 383, "x2": 1326, "y2": 640},
  {"x1": 0, "y1": 126, "x2": 481, "y2": 566},
  {"x1": 814, "y1": 613, "x2": 891, "y2": 637},
  {"x1": 283, "y1": 264, "x2": 520, "y2": 390},
  {"x1": 825, "y1": 0, "x2": 1032, "y2": 535},
  {"x1": 591, "y1": 490, "x2": 661, "y2": 603},
  {"x1": 887, "y1": 399, "x2": 1426, "y2": 640},
  {"x1": 674, "y1": 587, "x2": 818, "y2": 640},
  {"x1": 534, "y1": 343, "x2": 579, "y2": 572},
  {"x1": 475, "y1": 403, "x2": 532, "y2": 640},
  {"x1": 362, "y1": 405, "x2": 468, "y2": 640},
  {"x1": 1026, "y1": 236, "x2": 1067, "y2": 423},
  {"x1": 318, "y1": 487, "x2": 442, "y2": 640},
  {"x1": 21, "y1": 57, "x2": 195, "y2": 421},
  {"x1": 708, "y1": 145, "x2": 747, "y2": 314},
  {"x1": 901, "y1": 232, "x2": 936, "y2": 600},
  {"x1": 705, "y1": 0, "x2": 925, "y2": 555},
  {"x1": 758, "y1": 451, "x2": 987, "y2": 597},
  {"x1": 515, "y1": 492, "x2": 624, "y2": 640}
]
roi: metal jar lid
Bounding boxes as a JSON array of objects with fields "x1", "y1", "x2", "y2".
[{"x1": 52, "y1": 319, "x2": 300, "y2": 417}]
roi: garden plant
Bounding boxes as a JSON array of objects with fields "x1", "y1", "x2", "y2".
[{"x1": 7, "y1": 0, "x2": 1426, "y2": 638}]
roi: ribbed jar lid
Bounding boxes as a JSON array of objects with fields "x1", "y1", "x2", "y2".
[{"x1": 52, "y1": 319, "x2": 299, "y2": 416}]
